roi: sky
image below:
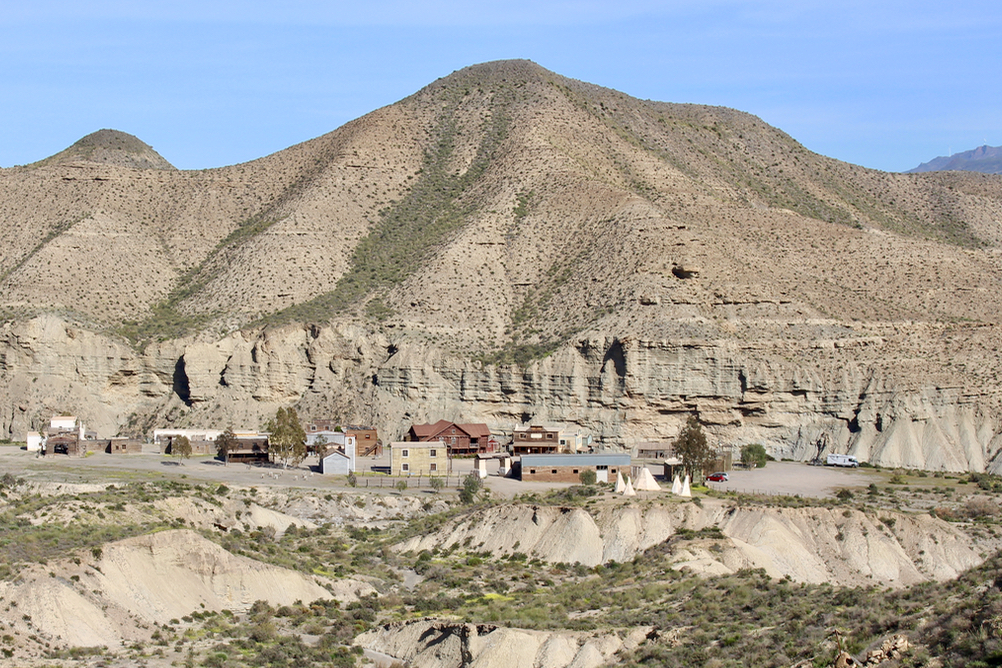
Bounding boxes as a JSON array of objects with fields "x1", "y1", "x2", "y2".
[{"x1": 2, "y1": 1, "x2": 1000, "y2": 173}]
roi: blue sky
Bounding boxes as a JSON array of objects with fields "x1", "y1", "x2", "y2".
[{"x1": 2, "y1": 1, "x2": 1000, "y2": 172}]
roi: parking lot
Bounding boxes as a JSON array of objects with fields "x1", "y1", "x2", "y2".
[{"x1": 704, "y1": 460, "x2": 874, "y2": 497}]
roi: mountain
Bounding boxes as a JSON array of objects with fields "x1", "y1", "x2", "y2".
[
  {"x1": 33, "y1": 129, "x2": 176, "y2": 171},
  {"x1": 907, "y1": 144, "x2": 1002, "y2": 175},
  {"x1": 2, "y1": 60, "x2": 1002, "y2": 472}
]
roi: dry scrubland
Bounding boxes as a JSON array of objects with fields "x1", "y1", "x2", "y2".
[
  {"x1": 0, "y1": 451, "x2": 1002, "y2": 666},
  {"x1": 0, "y1": 61, "x2": 1001, "y2": 473}
]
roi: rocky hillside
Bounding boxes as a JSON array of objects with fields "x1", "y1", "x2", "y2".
[
  {"x1": 1, "y1": 60, "x2": 1002, "y2": 471},
  {"x1": 395, "y1": 500, "x2": 990, "y2": 587}
]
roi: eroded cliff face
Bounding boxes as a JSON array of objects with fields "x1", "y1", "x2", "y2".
[{"x1": 1, "y1": 315, "x2": 1000, "y2": 473}]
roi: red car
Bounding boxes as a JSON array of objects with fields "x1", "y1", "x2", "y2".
[{"x1": 706, "y1": 472, "x2": 729, "y2": 482}]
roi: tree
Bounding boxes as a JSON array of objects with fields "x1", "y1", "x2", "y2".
[
  {"x1": 673, "y1": 416, "x2": 712, "y2": 480},
  {"x1": 429, "y1": 476, "x2": 445, "y2": 493},
  {"x1": 395, "y1": 479, "x2": 408, "y2": 493},
  {"x1": 172, "y1": 435, "x2": 192, "y2": 465},
  {"x1": 459, "y1": 474, "x2": 483, "y2": 504},
  {"x1": 579, "y1": 469, "x2": 597, "y2": 485},
  {"x1": 216, "y1": 427, "x2": 238, "y2": 464},
  {"x1": 741, "y1": 443, "x2": 768, "y2": 469},
  {"x1": 264, "y1": 407, "x2": 307, "y2": 469}
]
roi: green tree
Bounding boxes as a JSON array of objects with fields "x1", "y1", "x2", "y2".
[
  {"x1": 264, "y1": 407, "x2": 307, "y2": 469},
  {"x1": 429, "y1": 476, "x2": 445, "y2": 493},
  {"x1": 741, "y1": 443, "x2": 768, "y2": 469},
  {"x1": 579, "y1": 469, "x2": 597, "y2": 485},
  {"x1": 216, "y1": 427, "x2": 238, "y2": 464},
  {"x1": 673, "y1": 416, "x2": 712, "y2": 480},
  {"x1": 395, "y1": 479, "x2": 408, "y2": 493},
  {"x1": 172, "y1": 435, "x2": 192, "y2": 465},
  {"x1": 459, "y1": 474, "x2": 483, "y2": 504}
]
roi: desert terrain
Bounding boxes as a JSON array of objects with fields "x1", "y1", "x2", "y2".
[{"x1": 0, "y1": 444, "x2": 1001, "y2": 666}]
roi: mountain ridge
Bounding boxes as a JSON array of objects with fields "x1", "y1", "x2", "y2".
[
  {"x1": 907, "y1": 144, "x2": 1002, "y2": 175},
  {"x1": 1, "y1": 60, "x2": 1001, "y2": 471}
]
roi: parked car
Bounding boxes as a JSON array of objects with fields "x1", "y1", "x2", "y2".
[{"x1": 706, "y1": 472, "x2": 729, "y2": 482}]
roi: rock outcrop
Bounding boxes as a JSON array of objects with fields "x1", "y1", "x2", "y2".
[
  {"x1": 394, "y1": 501, "x2": 994, "y2": 587},
  {"x1": 0, "y1": 530, "x2": 367, "y2": 650},
  {"x1": 357, "y1": 619, "x2": 649, "y2": 668}
]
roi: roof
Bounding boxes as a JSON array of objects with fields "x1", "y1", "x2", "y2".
[
  {"x1": 410, "y1": 420, "x2": 491, "y2": 440},
  {"x1": 520, "y1": 453, "x2": 631, "y2": 467},
  {"x1": 458, "y1": 423, "x2": 491, "y2": 439}
]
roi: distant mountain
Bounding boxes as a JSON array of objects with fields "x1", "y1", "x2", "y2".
[
  {"x1": 34, "y1": 129, "x2": 175, "y2": 170},
  {"x1": 907, "y1": 144, "x2": 1002, "y2": 174}
]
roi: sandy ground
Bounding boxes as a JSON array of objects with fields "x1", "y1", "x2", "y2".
[
  {"x1": 705, "y1": 461, "x2": 876, "y2": 497},
  {"x1": 0, "y1": 445, "x2": 875, "y2": 499}
]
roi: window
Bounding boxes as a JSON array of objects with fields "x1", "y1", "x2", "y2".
[
  {"x1": 530, "y1": 469, "x2": 536, "y2": 474},
  {"x1": 430, "y1": 463, "x2": 437, "y2": 472},
  {"x1": 552, "y1": 470, "x2": 557, "y2": 474},
  {"x1": 430, "y1": 449, "x2": 437, "y2": 458},
  {"x1": 402, "y1": 463, "x2": 409, "y2": 472},
  {"x1": 402, "y1": 449, "x2": 409, "y2": 458},
  {"x1": 573, "y1": 469, "x2": 579, "y2": 474}
]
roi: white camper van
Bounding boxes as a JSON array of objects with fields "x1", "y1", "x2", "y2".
[{"x1": 826, "y1": 453, "x2": 860, "y2": 468}]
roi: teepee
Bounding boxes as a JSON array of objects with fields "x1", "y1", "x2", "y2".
[
  {"x1": 680, "y1": 474, "x2": 692, "y2": 498},
  {"x1": 671, "y1": 474, "x2": 682, "y2": 495},
  {"x1": 614, "y1": 471, "x2": 626, "y2": 493},
  {"x1": 623, "y1": 477, "x2": 637, "y2": 497},
  {"x1": 634, "y1": 467, "x2": 662, "y2": 491}
]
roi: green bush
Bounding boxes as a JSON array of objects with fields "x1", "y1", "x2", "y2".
[{"x1": 740, "y1": 443, "x2": 768, "y2": 468}]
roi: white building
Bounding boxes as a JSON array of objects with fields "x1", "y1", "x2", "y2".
[
  {"x1": 320, "y1": 438, "x2": 356, "y2": 475},
  {"x1": 26, "y1": 431, "x2": 43, "y2": 452},
  {"x1": 49, "y1": 416, "x2": 84, "y2": 439}
]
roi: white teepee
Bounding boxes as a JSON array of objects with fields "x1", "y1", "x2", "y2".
[
  {"x1": 623, "y1": 477, "x2": 637, "y2": 497},
  {"x1": 671, "y1": 474, "x2": 682, "y2": 495},
  {"x1": 635, "y1": 467, "x2": 662, "y2": 491},
  {"x1": 614, "y1": 471, "x2": 626, "y2": 493},
  {"x1": 680, "y1": 474, "x2": 692, "y2": 498}
]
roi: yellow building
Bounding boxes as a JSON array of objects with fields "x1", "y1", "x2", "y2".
[{"x1": 390, "y1": 441, "x2": 446, "y2": 476}]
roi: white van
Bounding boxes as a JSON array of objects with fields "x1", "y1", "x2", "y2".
[{"x1": 826, "y1": 453, "x2": 860, "y2": 468}]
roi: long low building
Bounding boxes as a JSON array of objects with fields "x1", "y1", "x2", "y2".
[{"x1": 519, "y1": 453, "x2": 631, "y2": 483}]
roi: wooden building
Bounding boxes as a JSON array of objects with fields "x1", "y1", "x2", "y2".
[
  {"x1": 512, "y1": 425, "x2": 562, "y2": 455},
  {"x1": 407, "y1": 420, "x2": 493, "y2": 456}
]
